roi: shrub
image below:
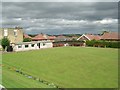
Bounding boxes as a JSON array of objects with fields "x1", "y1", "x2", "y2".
[
  {"x1": 86, "y1": 40, "x2": 120, "y2": 48},
  {"x1": 1, "y1": 37, "x2": 10, "y2": 50},
  {"x1": 23, "y1": 38, "x2": 32, "y2": 42}
]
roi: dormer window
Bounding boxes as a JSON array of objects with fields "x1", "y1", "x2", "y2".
[
  {"x1": 14, "y1": 29, "x2": 17, "y2": 37},
  {"x1": 4, "y1": 29, "x2": 8, "y2": 36}
]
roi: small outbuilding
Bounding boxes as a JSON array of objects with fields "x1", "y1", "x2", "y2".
[{"x1": 13, "y1": 41, "x2": 53, "y2": 51}]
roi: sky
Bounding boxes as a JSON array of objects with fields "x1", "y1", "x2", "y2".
[{"x1": 1, "y1": 1, "x2": 119, "y2": 35}]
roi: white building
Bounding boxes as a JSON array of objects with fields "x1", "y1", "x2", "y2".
[{"x1": 13, "y1": 41, "x2": 53, "y2": 52}]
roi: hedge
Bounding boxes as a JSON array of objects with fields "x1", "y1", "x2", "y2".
[{"x1": 86, "y1": 40, "x2": 120, "y2": 48}]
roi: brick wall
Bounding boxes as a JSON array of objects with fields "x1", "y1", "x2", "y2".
[{"x1": 0, "y1": 28, "x2": 23, "y2": 43}]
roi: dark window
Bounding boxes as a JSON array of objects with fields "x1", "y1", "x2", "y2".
[
  {"x1": 25, "y1": 45, "x2": 29, "y2": 48},
  {"x1": 14, "y1": 30, "x2": 17, "y2": 36},
  {"x1": 37, "y1": 43, "x2": 40, "y2": 46},
  {"x1": 43, "y1": 43, "x2": 45, "y2": 46},
  {"x1": 37, "y1": 43, "x2": 40, "y2": 48},
  {"x1": 18, "y1": 45, "x2": 22, "y2": 48},
  {"x1": 37, "y1": 43, "x2": 39, "y2": 46},
  {"x1": 31, "y1": 44, "x2": 34, "y2": 47}
]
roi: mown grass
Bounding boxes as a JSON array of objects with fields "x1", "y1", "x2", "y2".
[
  {"x1": 2, "y1": 67, "x2": 54, "y2": 88},
  {"x1": 2, "y1": 47, "x2": 118, "y2": 88}
]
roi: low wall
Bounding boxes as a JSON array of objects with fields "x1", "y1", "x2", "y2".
[{"x1": 53, "y1": 41, "x2": 85, "y2": 47}]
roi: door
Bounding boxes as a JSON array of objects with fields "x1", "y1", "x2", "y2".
[{"x1": 37, "y1": 43, "x2": 40, "y2": 48}]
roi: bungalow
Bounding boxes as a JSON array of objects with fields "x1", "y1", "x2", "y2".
[
  {"x1": 101, "y1": 32, "x2": 120, "y2": 41},
  {"x1": 13, "y1": 41, "x2": 53, "y2": 52},
  {"x1": 55, "y1": 35, "x2": 71, "y2": 41},
  {"x1": 32, "y1": 33, "x2": 48, "y2": 41},
  {"x1": 48, "y1": 36, "x2": 56, "y2": 42},
  {"x1": 32, "y1": 33, "x2": 56, "y2": 42},
  {"x1": 77, "y1": 34, "x2": 101, "y2": 41}
]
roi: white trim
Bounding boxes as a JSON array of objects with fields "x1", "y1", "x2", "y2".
[
  {"x1": 0, "y1": 84, "x2": 6, "y2": 89},
  {"x1": 77, "y1": 34, "x2": 90, "y2": 40},
  {"x1": 4, "y1": 29, "x2": 8, "y2": 36}
]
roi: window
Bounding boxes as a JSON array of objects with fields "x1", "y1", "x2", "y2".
[
  {"x1": 18, "y1": 45, "x2": 22, "y2": 48},
  {"x1": 14, "y1": 30, "x2": 17, "y2": 37},
  {"x1": 31, "y1": 44, "x2": 34, "y2": 47},
  {"x1": 25, "y1": 45, "x2": 28, "y2": 48},
  {"x1": 37, "y1": 43, "x2": 40, "y2": 46},
  {"x1": 4, "y1": 29, "x2": 8, "y2": 36},
  {"x1": 43, "y1": 43, "x2": 45, "y2": 46}
]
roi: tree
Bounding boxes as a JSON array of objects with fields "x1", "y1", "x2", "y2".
[
  {"x1": 101, "y1": 30, "x2": 109, "y2": 35},
  {"x1": 1, "y1": 37, "x2": 10, "y2": 50},
  {"x1": 23, "y1": 38, "x2": 32, "y2": 42},
  {"x1": 72, "y1": 38, "x2": 77, "y2": 41}
]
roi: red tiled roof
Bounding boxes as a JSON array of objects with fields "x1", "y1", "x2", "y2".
[
  {"x1": 23, "y1": 34, "x2": 32, "y2": 38},
  {"x1": 48, "y1": 36, "x2": 56, "y2": 40},
  {"x1": 86, "y1": 34, "x2": 101, "y2": 40},
  {"x1": 101, "y1": 32, "x2": 120, "y2": 40},
  {"x1": 56, "y1": 35, "x2": 66, "y2": 38},
  {"x1": 32, "y1": 34, "x2": 47, "y2": 40}
]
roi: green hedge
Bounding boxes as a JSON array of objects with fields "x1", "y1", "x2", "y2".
[
  {"x1": 23, "y1": 38, "x2": 32, "y2": 42},
  {"x1": 86, "y1": 40, "x2": 120, "y2": 48}
]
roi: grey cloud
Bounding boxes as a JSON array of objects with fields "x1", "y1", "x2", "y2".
[
  {"x1": 2, "y1": 2, "x2": 118, "y2": 34},
  {"x1": 2, "y1": 2, "x2": 118, "y2": 20},
  {"x1": 2, "y1": 0, "x2": 120, "y2": 2}
]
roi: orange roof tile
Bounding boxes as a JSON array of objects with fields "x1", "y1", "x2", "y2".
[
  {"x1": 86, "y1": 34, "x2": 101, "y2": 40},
  {"x1": 48, "y1": 36, "x2": 56, "y2": 40},
  {"x1": 32, "y1": 34, "x2": 47, "y2": 40},
  {"x1": 101, "y1": 32, "x2": 120, "y2": 40},
  {"x1": 23, "y1": 34, "x2": 32, "y2": 38}
]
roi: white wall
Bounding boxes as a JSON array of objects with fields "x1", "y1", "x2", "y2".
[
  {"x1": 40, "y1": 42, "x2": 53, "y2": 48},
  {"x1": 13, "y1": 43, "x2": 39, "y2": 51},
  {"x1": 13, "y1": 42, "x2": 53, "y2": 51}
]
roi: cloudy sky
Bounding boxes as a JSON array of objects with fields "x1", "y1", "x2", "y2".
[{"x1": 1, "y1": 1, "x2": 118, "y2": 35}]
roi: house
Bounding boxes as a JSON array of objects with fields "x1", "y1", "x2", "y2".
[
  {"x1": 23, "y1": 34, "x2": 32, "y2": 39},
  {"x1": 48, "y1": 36, "x2": 56, "y2": 42},
  {"x1": 32, "y1": 33, "x2": 56, "y2": 42},
  {"x1": 0, "y1": 27, "x2": 23, "y2": 50},
  {"x1": 77, "y1": 34, "x2": 101, "y2": 41},
  {"x1": 0, "y1": 27, "x2": 54, "y2": 51},
  {"x1": 13, "y1": 41, "x2": 53, "y2": 51},
  {"x1": 71, "y1": 36, "x2": 78, "y2": 41},
  {"x1": 55, "y1": 35, "x2": 70, "y2": 41},
  {"x1": 0, "y1": 27, "x2": 23, "y2": 44},
  {"x1": 32, "y1": 33, "x2": 48, "y2": 41},
  {"x1": 101, "y1": 32, "x2": 120, "y2": 41}
]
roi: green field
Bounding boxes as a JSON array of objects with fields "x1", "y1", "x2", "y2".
[
  {"x1": 2, "y1": 67, "x2": 54, "y2": 88},
  {"x1": 2, "y1": 47, "x2": 118, "y2": 88}
]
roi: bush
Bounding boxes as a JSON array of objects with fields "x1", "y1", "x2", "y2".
[
  {"x1": 1, "y1": 37, "x2": 10, "y2": 50},
  {"x1": 86, "y1": 40, "x2": 120, "y2": 48},
  {"x1": 23, "y1": 38, "x2": 32, "y2": 42}
]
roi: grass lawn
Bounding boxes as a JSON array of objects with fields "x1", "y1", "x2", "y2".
[
  {"x1": 2, "y1": 47, "x2": 118, "y2": 88},
  {"x1": 2, "y1": 67, "x2": 54, "y2": 88}
]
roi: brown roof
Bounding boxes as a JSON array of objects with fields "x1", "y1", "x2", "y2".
[
  {"x1": 48, "y1": 36, "x2": 56, "y2": 40},
  {"x1": 55, "y1": 35, "x2": 66, "y2": 40},
  {"x1": 23, "y1": 34, "x2": 32, "y2": 38},
  {"x1": 101, "y1": 32, "x2": 120, "y2": 40},
  {"x1": 32, "y1": 34, "x2": 47, "y2": 40},
  {"x1": 86, "y1": 34, "x2": 101, "y2": 40}
]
